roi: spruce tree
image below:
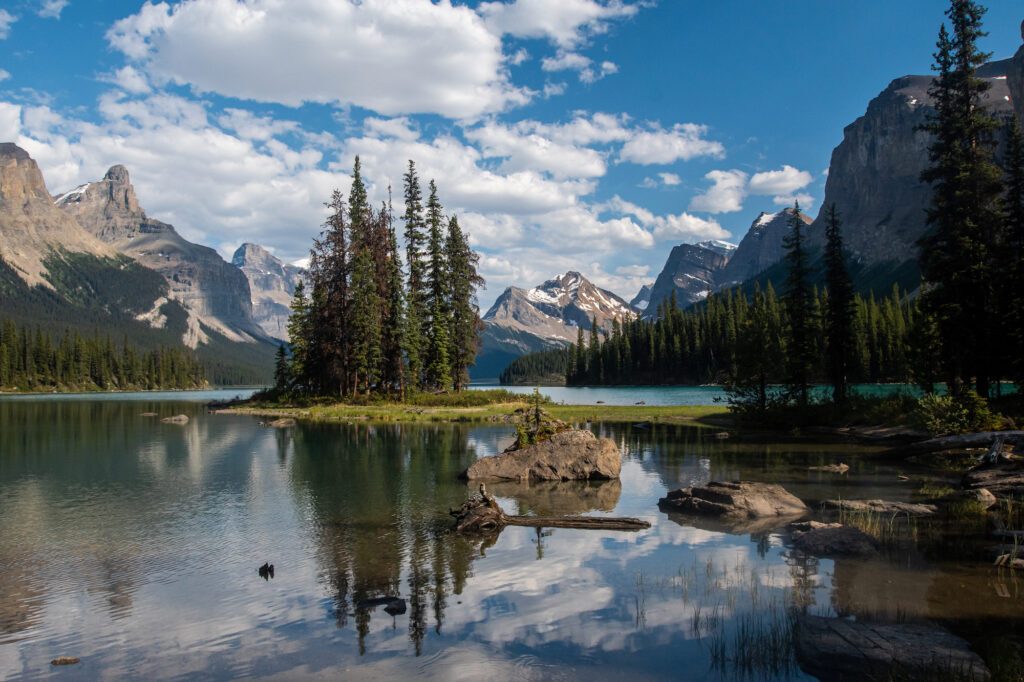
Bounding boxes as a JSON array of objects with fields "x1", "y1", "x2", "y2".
[
  {"x1": 402, "y1": 161, "x2": 428, "y2": 390},
  {"x1": 782, "y1": 202, "x2": 815, "y2": 408},
  {"x1": 349, "y1": 245, "x2": 383, "y2": 394},
  {"x1": 287, "y1": 279, "x2": 310, "y2": 385},
  {"x1": 918, "y1": 0, "x2": 1003, "y2": 397},
  {"x1": 823, "y1": 203, "x2": 856, "y2": 408},
  {"x1": 445, "y1": 216, "x2": 483, "y2": 391},
  {"x1": 1004, "y1": 117, "x2": 1024, "y2": 385},
  {"x1": 274, "y1": 343, "x2": 291, "y2": 391},
  {"x1": 383, "y1": 200, "x2": 407, "y2": 397},
  {"x1": 423, "y1": 180, "x2": 451, "y2": 390}
]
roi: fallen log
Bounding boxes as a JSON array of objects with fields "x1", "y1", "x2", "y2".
[
  {"x1": 450, "y1": 485, "x2": 651, "y2": 534},
  {"x1": 877, "y1": 430, "x2": 1024, "y2": 459}
]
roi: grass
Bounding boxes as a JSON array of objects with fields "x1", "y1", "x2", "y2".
[{"x1": 226, "y1": 389, "x2": 728, "y2": 425}]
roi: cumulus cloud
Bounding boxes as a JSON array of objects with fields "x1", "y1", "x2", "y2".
[
  {"x1": 0, "y1": 69, "x2": 10, "y2": 83},
  {"x1": 38, "y1": 0, "x2": 69, "y2": 19},
  {"x1": 772, "y1": 192, "x2": 814, "y2": 208},
  {"x1": 604, "y1": 195, "x2": 728, "y2": 242},
  {"x1": 619, "y1": 124, "x2": 725, "y2": 165},
  {"x1": 657, "y1": 172, "x2": 680, "y2": 186},
  {"x1": 102, "y1": 65, "x2": 151, "y2": 95},
  {"x1": 465, "y1": 121, "x2": 606, "y2": 179},
  {"x1": 615, "y1": 264, "x2": 649, "y2": 277},
  {"x1": 0, "y1": 10, "x2": 16, "y2": 39},
  {"x1": 478, "y1": 0, "x2": 639, "y2": 47},
  {"x1": 541, "y1": 51, "x2": 618, "y2": 83},
  {"x1": 107, "y1": 0, "x2": 531, "y2": 119},
  {"x1": 748, "y1": 164, "x2": 813, "y2": 196},
  {"x1": 688, "y1": 170, "x2": 748, "y2": 213}
]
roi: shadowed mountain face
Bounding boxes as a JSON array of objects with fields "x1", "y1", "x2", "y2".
[
  {"x1": 232, "y1": 243, "x2": 304, "y2": 341},
  {"x1": 472, "y1": 271, "x2": 635, "y2": 379},
  {"x1": 716, "y1": 209, "x2": 810, "y2": 291},
  {"x1": 56, "y1": 165, "x2": 268, "y2": 347},
  {"x1": 642, "y1": 240, "x2": 735, "y2": 318}
]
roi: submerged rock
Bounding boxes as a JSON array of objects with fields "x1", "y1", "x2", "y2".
[
  {"x1": 821, "y1": 499, "x2": 937, "y2": 517},
  {"x1": 161, "y1": 414, "x2": 189, "y2": 424},
  {"x1": 262, "y1": 417, "x2": 296, "y2": 428},
  {"x1": 962, "y1": 461, "x2": 1024, "y2": 498},
  {"x1": 462, "y1": 429, "x2": 620, "y2": 482},
  {"x1": 808, "y1": 463, "x2": 849, "y2": 474},
  {"x1": 659, "y1": 481, "x2": 808, "y2": 521},
  {"x1": 51, "y1": 657, "x2": 80, "y2": 666},
  {"x1": 794, "y1": 615, "x2": 990, "y2": 681},
  {"x1": 788, "y1": 521, "x2": 878, "y2": 557},
  {"x1": 937, "y1": 488, "x2": 997, "y2": 510}
]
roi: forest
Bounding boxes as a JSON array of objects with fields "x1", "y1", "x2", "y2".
[
  {"x1": 0, "y1": 317, "x2": 207, "y2": 392},
  {"x1": 278, "y1": 158, "x2": 484, "y2": 398},
  {"x1": 505, "y1": 2, "x2": 1024, "y2": 415}
]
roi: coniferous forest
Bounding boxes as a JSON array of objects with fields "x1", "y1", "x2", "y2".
[
  {"x1": 278, "y1": 158, "x2": 484, "y2": 397},
  {"x1": 0, "y1": 317, "x2": 206, "y2": 391},
  {"x1": 506, "y1": 1, "x2": 1024, "y2": 414}
]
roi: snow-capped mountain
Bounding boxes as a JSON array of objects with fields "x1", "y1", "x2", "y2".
[
  {"x1": 630, "y1": 283, "x2": 654, "y2": 311},
  {"x1": 472, "y1": 271, "x2": 636, "y2": 379},
  {"x1": 641, "y1": 240, "x2": 736, "y2": 318},
  {"x1": 715, "y1": 209, "x2": 810, "y2": 290}
]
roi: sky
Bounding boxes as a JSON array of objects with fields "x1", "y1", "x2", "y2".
[{"x1": 0, "y1": 0, "x2": 1021, "y2": 311}]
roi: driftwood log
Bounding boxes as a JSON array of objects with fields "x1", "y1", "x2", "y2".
[
  {"x1": 878, "y1": 430, "x2": 1024, "y2": 459},
  {"x1": 450, "y1": 485, "x2": 651, "y2": 534}
]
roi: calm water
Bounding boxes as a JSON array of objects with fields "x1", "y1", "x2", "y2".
[{"x1": 0, "y1": 396, "x2": 1018, "y2": 680}]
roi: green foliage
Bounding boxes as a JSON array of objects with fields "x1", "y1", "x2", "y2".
[
  {"x1": 782, "y1": 202, "x2": 816, "y2": 407},
  {"x1": 914, "y1": 390, "x2": 1000, "y2": 435},
  {"x1": 499, "y1": 347, "x2": 569, "y2": 385}
]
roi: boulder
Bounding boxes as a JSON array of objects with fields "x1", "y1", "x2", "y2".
[
  {"x1": 789, "y1": 521, "x2": 878, "y2": 557},
  {"x1": 821, "y1": 499, "x2": 936, "y2": 517},
  {"x1": 462, "y1": 429, "x2": 620, "y2": 482},
  {"x1": 962, "y1": 461, "x2": 1024, "y2": 498},
  {"x1": 658, "y1": 481, "x2": 808, "y2": 520},
  {"x1": 265, "y1": 417, "x2": 296, "y2": 428},
  {"x1": 161, "y1": 414, "x2": 189, "y2": 424},
  {"x1": 808, "y1": 463, "x2": 849, "y2": 474},
  {"x1": 937, "y1": 488, "x2": 998, "y2": 510},
  {"x1": 794, "y1": 615, "x2": 989, "y2": 681}
]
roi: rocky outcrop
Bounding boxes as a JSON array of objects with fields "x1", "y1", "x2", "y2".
[
  {"x1": 1008, "y1": 22, "x2": 1024, "y2": 122},
  {"x1": 821, "y1": 499, "x2": 937, "y2": 517},
  {"x1": 0, "y1": 144, "x2": 120, "y2": 288},
  {"x1": 962, "y1": 461, "x2": 1024, "y2": 498},
  {"x1": 641, "y1": 240, "x2": 735, "y2": 318},
  {"x1": 629, "y1": 283, "x2": 653, "y2": 311},
  {"x1": 232, "y1": 243, "x2": 304, "y2": 340},
  {"x1": 788, "y1": 521, "x2": 878, "y2": 557},
  {"x1": 794, "y1": 615, "x2": 990, "y2": 682},
  {"x1": 717, "y1": 209, "x2": 810, "y2": 289},
  {"x1": 56, "y1": 166, "x2": 267, "y2": 346},
  {"x1": 937, "y1": 488, "x2": 997, "y2": 509},
  {"x1": 475, "y1": 271, "x2": 635, "y2": 378},
  {"x1": 462, "y1": 429, "x2": 621, "y2": 482},
  {"x1": 658, "y1": 481, "x2": 808, "y2": 521}
]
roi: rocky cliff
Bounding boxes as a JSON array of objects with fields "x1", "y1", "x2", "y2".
[
  {"x1": 642, "y1": 240, "x2": 735, "y2": 318},
  {"x1": 473, "y1": 272, "x2": 635, "y2": 379},
  {"x1": 56, "y1": 166, "x2": 267, "y2": 347},
  {"x1": 717, "y1": 209, "x2": 810, "y2": 289},
  {"x1": 630, "y1": 283, "x2": 653, "y2": 311},
  {"x1": 232, "y1": 243, "x2": 304, "y2": 340},
  {"x1": 0, "y1": 144, "x2": 120, "y2": 288}
]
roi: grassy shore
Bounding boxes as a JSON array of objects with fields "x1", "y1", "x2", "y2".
[{"x1": 222, "y1": 389, "x2": 727, "y2": 425}]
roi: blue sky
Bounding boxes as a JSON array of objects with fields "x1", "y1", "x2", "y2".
[{"x1": 1, "y1": 0, "x2": 1021, "y2": 309}]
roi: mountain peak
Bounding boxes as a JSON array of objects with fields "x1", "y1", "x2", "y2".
[{"x1": 104, "y1": 164, "x2": 131, "y2": 186}]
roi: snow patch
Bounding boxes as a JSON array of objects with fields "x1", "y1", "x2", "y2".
[
  {"x1": 53, "y1": 183, "x2": 90, "y2": 204},
  {"x1": 754, "y1": 211, "x2": 779, "y2": 228}
]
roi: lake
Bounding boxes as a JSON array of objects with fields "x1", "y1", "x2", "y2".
[{"x1": 0, "y1": 393, "x2": 1017, "y2": 680}]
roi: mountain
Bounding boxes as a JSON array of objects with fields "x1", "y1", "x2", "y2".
[
  {"x1": 472, "y1": 271, "x2": 635, "y2": 379},
  {"x1": 232, "y1": 243, "x2": 304, "y2": 341},
  {"x1": 630, "y1": 283, "x2": 653, "y2": 311},
  {"x1": 641, "y1": 239, "x2": 736, "y2": 318},
  {"x1": 55, "y1": 165, "x2": 268, "y2": 347},
  {"x1": 717, "y1": 209, "x2": 811, "y2": 289}
]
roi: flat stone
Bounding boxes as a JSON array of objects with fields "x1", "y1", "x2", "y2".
[
  {"x1": 161, "y1": 414, "x2": 189, "y2": 424},
  {"x1": 266, "y1": 417, "x2": 296, "y2": 427},
  {"x1": 659, "y1": 481, "x2": 809, "y2": 520},
  {"x1": 938, "y1": 488, "x2": 998, "y2": 509},
  {"x1": 790, "y1": 523, "x2": 879, "y2": 557},
  {"x1": 462, "y1": 429, "x2": 620, "y2": 482},
  {"x1": 51, "y1": 657, "x2": 80, "y2": 666},
  {"x1": 794, "y1": 615, "x2": 990, "y2": 681},
  {"x1": 822, "y1": 499, "x2": 937, "y2": 517},
  {"x1": 808, "y1": 463, "x2": 849, "y2": 474},
  {"x1": 963, "y1": 462, "x2": 1024, "y2": 498}
]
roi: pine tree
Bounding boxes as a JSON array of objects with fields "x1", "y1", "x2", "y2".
[
  {"x1": 349, "y1": 245, "x2": 383, "y2": 394},
  {"x1": 274, "y1": 343, "x2": 291, "y2": 391},
  {"x1": 382, "y1": 198, "x2": 407, "y2": 397},
  {"x1": 287, "y1": 279, "x2": 310, "y2": 386},
  {"x1": 823, "y1": 203, "x2": 856, "y2": 408},
  {"x1": 782, "y1": 202, "x2": 815, "y2": 408},
  {"x1": 423, "y1": 180, "x2": 451, "y2": 389},
  {"x1": 402, "y1": 161, "x2": 428, "y2": 390},
  {"x1": 445, "y1": 216, "x2": 483, "y2": 391},
  {"x1": 1003, "y1": 116, "x2": 1024, "y2": 386},
  {"x1": 918, "y1": 0, "x2": 1003, "y2": 397}
]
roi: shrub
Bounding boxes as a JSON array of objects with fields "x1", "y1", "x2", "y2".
[{"x1": 914, "y1": 390, "x2": 1001, "y2": 436}]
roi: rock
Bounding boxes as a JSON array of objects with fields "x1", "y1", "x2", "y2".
[
  {"x1": 51, "y1": 657, "x2": 80, "y2": 666},
  {"x1": 258, "y1": 562, "x2": 274, "y2": 580},
  {"x1": 140, "y1": 412, "x2": 158, "y2": 417},
  {"x1": 713, "y1": 431, "x2": 730, "y2": 439},
  {"x1": 161, "y1": 414, "x2": 189, "y2": 424},
  {"x1": 962, "y1": 461, "x2": 1024, "y2": 498},
  {"x1": 937, "y1": 488, "x2": 997, "y2": 510},
  {"x1": 462, "y1": 429, "x2": 621, "y2": 482},
  {"x1": 265, "y1": 417, "x2": 296, "y2": 428},
  {"x1": 642, "y1": 241, "x2": 736, "y2": 315},
  {"x1": 232, "y1": 243, "x2": 305, "y2": 340},
  {"x1": 789, "y1": 522, "x2": 879, "y2": 557},
  {"x1": 794, "y1": 615, "x2": 990, "y2": 682},
  {"x1": 658, "y1": 481, "x2": 809, "y2": 520},
  {"x1": 821, "y1": 499, "x2": 937, "y2": 517},
  {"x1": 808, "y1": 463, "x2": 849, "y2": 474},
  {"x1": 717, "y1": 210, "x2": 807, "y2": 289}
]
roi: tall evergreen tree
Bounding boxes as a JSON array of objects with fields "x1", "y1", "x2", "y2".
[
  {"x1": 287, "y1": 279, "x2": 310, "y2": 385},
  {"x1": 445, "y1": 215, "x2": 484, "y2": 391},
  {"x1": 274, "y1": 343, "x2": 291, "y2": 390},
  {"x1": 1004, "y1": 116, "x2": 1024, "y2": 385},
  {"x1": 423, "y1": 180, "x2": 451, "y2": 390},
  {"x1": 382, "y1": 198, "x2": 407, "y2": 397},
  {"x1": 918, "y1": 0, "x2": 1003, "y2": 397},
  {"x1": 782, "y1": 202, "x2": 815, "y2": 407},
  {"x1": 823, "y1": 204, "x2": 856, "y2": 408},
  {"x1": 402, "y1": 161, "x2": 428, "y2": 390}
]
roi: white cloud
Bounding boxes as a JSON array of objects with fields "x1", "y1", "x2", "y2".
[
  {"x1": 657, "y1": 172, "x2": 680, "y2": 186},
  {"x1": 465, "y1": 121, "x2": 606, "y2": 179},
  {"x1": 107, "y1": 0, "x2": 531, "y2": 119},
  {"x1": 362, "y1": 116, "x2": 420, "y2": 142},
  {"x1": 478, "y1": 0, "x2": 639, "y2": 48},
  {"x1": 103, "y1": 65, "x2": 151, "y2": 95},
  {"x1": 747, "y1": 164, "x2": 813, "y2": 196},
  {"x1": 541, "y1": 51, "x2": 592, "y2": 72},
  {"x1": 615, "y1": 264, "x2": 649, "y2": 277},
  {"x1": 508, "y1": 47, "x2": 529, "y2": 65},
  {"x1": 619, "y1": 123, "x2": 724, "y2": 165},
  {"x1": 580, "y1": 60, "x2": 618, "y2": 84},
  {"x1": 688, "y1": 169, "x2": 748, "y2": 214},
  {"x1": 772, "y1": 192, "x2": 814, "y2": 209},
  {"x1": 38, "y1": 0, "x2": 69, "y2": 19},
  {"x1": 638, "y1": 177, "x2": 657, "y2": 189},
  {"x1": 218, "y1": 108, "x2": 299, "y2": 141},
  {"x1": 604, "y1": 195, "x2": 728, "y2": 242},
  {"x1": 0, "y1": 10, "x2": 16, "y2": 39},
  {"x1": 0, "y1": 69, "x2": 10, "y2": 83},
  {"x1": 542, "y1": 81, "x2": 567, "y2": 98}
]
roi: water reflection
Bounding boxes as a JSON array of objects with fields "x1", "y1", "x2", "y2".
[{"x1": 0, "y1": 401, "x2": 1020, "y2": 680}]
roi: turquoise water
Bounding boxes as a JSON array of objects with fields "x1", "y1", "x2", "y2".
[{"x1": 0, "y1": 396, "x2": 1016, "y2": 680}]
